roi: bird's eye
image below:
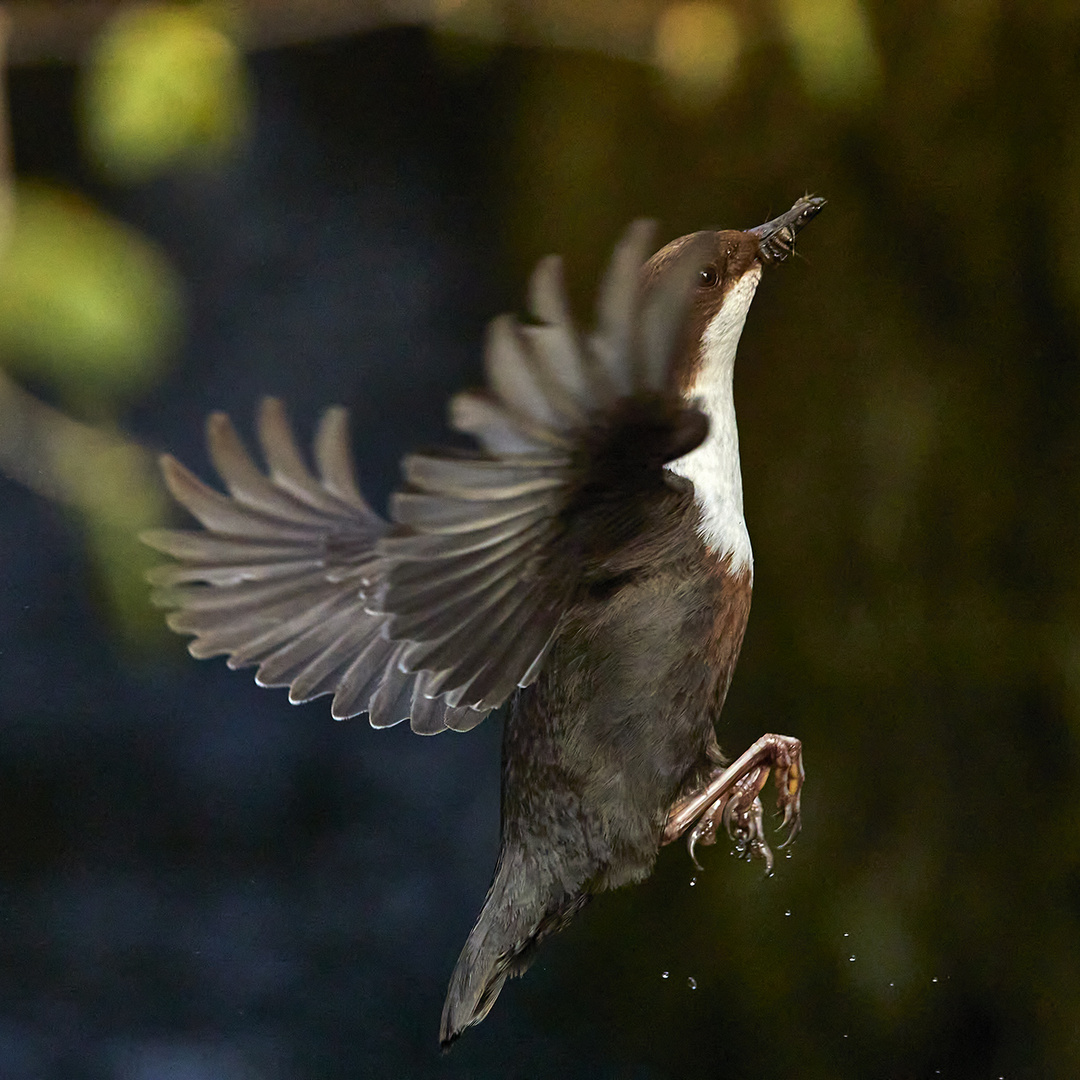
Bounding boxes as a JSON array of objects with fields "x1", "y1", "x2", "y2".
[{"x1": 698, "y1": 265, "x2": 719, "y2": 288}]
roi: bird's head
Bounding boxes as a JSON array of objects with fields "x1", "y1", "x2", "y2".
[{"x1": 644, "y1": 195, "x2": 826, "y2": 395}]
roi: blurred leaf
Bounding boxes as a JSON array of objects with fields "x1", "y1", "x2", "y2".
[
  {"x1": 777, "y1": 0, "x2": 880, "y2": 103},
  {"x1": 58, "y1": 434, "x2": 172, "y2": 645},
  {"x1": 0, "y1": 368, "x2": 169, "y2": 646},
  {"x1": 0, "y1": 183, "x2": 182, "y2": 401},
  {"x1": 653, "y1": 1, "x2": 743, "y2": 108},
  {"x1": 80, "y1": 2, "x2": 252, "y2": 182}
]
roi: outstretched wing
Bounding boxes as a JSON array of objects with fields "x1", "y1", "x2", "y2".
[
  {"x1": 142, "y1": 399, "x2": 481, "y2": 732},
  {"x1": 145, "y1": 221, "x2": 711, "y2": 731}
]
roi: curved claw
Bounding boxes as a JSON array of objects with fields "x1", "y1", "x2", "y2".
[
  {"x1": 721, "y1": 789, "x2": 775, "y2": 874},
  {"x1": 777, "y1": 813, "x2": 802, "y2": 850},
  {"x1": 687, "y1": 829, "x2": 704, "y2": 870},
  {"x1": 662, "y1": 731, "x2": 805, "y2": 872},
  {"x1": 744, "y1": 796, "x2": 775, "y2": 875},
  {"x1": 687, "y1": 799, "x2": 723, "y2": 869},
  {"x1": 774, "y1": 757, "x2": 803, "y2": 849}
]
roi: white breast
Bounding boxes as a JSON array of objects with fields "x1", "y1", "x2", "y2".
[{"x1": 666, "y1": 267, "x2": 760, "y2": 577}]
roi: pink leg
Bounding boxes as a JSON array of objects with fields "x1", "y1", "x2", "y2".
[{"x1": 662, "y1": 733, "x2": 804, "y2": 875}]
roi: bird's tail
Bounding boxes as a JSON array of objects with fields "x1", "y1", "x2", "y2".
[{"x1": 439, "y1": 850, "x2": 589, "y2": 1048}]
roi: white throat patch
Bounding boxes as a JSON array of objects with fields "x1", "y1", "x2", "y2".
[{"x1": 667, "y1": 267, "x2": 760, "y2": 576}]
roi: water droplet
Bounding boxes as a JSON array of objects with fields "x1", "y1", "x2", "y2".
[
  {"x1": 687, "y1": 977, "x2": 697, "y2": 990},
  {"x1": 689, "y1": 877, "x2": 697, "y2": 887},
  {"x1": 843, "y1": 932, "x2": 849, "y2": 938},
  {"x1": 843, "y1": 1034, "x2": 848, "y2": 1039},
  {"x1": 849, "y1": 955, "x2": 856, "y2": 962},
  {"x1": 889, "y1": 982, "x2": 894, "y2": 988},
  {"x1": 932, "y1": 977, "x2": 938, "y2": 983},
  {"x1": 785, "y1": 850, "x2": 792, "y2": 858},
  {"x1": 661, "y1": 971, "x2": 669, "y2": 979},
  {"x1": 784, "y1": 910, "x2": 792, "y2": 917}
]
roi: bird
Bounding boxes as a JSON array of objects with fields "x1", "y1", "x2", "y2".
[{"x1": 142, "y1": 195, "x2": 824, "y2": 1047}]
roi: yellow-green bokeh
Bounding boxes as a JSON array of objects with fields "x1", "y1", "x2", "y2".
[
  {"x1": 80, "y1": 2, "x2": 252, "y2": 182},
  {"x1": 0, "y1": 183, "x2": 182, "y2": 404}
]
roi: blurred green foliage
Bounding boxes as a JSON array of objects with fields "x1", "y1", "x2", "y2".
[
  {"x1": 0, "y1": 2, "x2": 254, "y2": 646},
  {"x1": 50, "y1": 423, "x2": 172, "y2": 643},
  {"x1": 0, "y1": 182, "x2": 181, "y2": 400},
  {"x1": 79, "y1": 2, "x2": 251, "y2": 181},
  {"x1": 653, "y1": 1, "x2": 743, "y2": 106},
  {"x1": 0, "y1": 181, "x2": 182, "y2": 645},
  {"x1": 778, "y1": 0, "x2": 880, "y2": 102}
]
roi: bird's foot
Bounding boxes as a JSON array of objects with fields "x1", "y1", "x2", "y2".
[{"x1": 661, "y1": 733, "x2": 804, "y2": 875}]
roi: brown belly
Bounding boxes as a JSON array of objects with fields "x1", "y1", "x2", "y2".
[{"x1": 500, "y1": 552, "x2": 752, "y2": 886}]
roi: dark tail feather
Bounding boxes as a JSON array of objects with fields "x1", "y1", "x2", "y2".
[
  {"x1": 439, "y1": 854, "x2": 589, "y2": 1048},
  {"x1": 439, "y1": 907, "x2": 514, "y2": 1049}
]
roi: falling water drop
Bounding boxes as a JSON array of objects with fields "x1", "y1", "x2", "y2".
[
  {"x1": 784, "y1": 910, "x2": 792, "y2": 917},
  {"x1": 689, "y1": 877, "x2": 697, "y2": 887},
  {"x1": 849, "y1": 955, "x2": 856, "y2": 962},
  {"x1": 687, "y1": 977, "x2": 697, "y2": 990},
  {"x1": 661, "y1": 971, "x2": 669, "y2": 979}
]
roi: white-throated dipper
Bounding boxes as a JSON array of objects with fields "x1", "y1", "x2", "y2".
[{"x1": 143, "y1": 195, "x2": 825, "y2": 1045}]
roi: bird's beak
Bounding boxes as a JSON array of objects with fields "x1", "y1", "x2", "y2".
[{"x1": 749, "y1": 195, "x2": 826, "y2": 265}]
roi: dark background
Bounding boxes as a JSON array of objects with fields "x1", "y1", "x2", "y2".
[{"x1": 4, "y1": 8, "x2": 1080, "y2": 1078}]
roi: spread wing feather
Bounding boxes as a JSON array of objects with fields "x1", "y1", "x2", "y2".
[
  {"x1": 143, "y1": 398, "x2": 472, "y2": 730},
  {"x1": 145, "y1": 220, "x2": 712, "y2": 732}
]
